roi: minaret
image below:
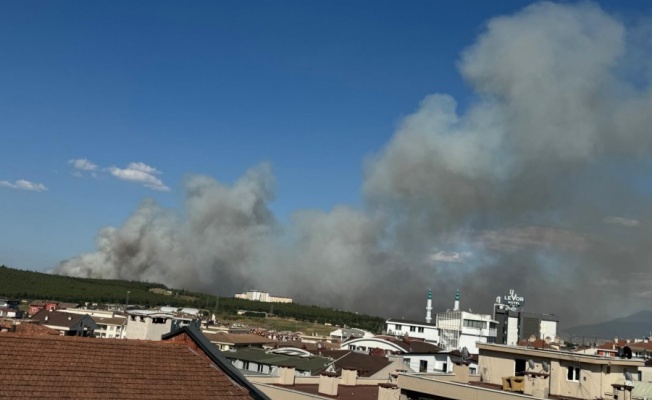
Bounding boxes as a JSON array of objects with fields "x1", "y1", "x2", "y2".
[
  {"x1": 425, "y1": 289, "x2": 433, "y2": 324},
  {"x1": 453, "y1": 289, "x2": 460, "y2": 311}
]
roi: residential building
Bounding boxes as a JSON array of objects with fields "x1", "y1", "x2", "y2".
[
  {"x1": 0, "y1": 298, "x2": 20, "y2": 308},
  {"x1": 476, "y1": 343, "x2": 643, "y2": 399},
  {"x1": 385, "y1": 318, "x2": 439, "y2": 343},
  {"x1": 92, "y1": 316, "x2": 127, "y2": 338},
  {"x1": 0, "y1": 307, "x2": 23, "y2": 318},
  {"x1": 235, "y1": 290, "x2": 293, "y2": 303},
  {"x1": 62, "y1": 308, "x2": 128, "y2": 339},
  {"x1": 30, "y1": 309, "x2": 98, "y2": 336},
  {"x1": 393, "y1": 342, "x2": 645, "y2": 400},
  {"x1": 0, "y1": 326, "x2": 269, "y2": 399}
]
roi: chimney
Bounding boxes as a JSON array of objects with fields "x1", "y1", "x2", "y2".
[
  {"x1": 453, "y1": 289, "x2": 460, "y2": 311},
  {"x1": 318, "y1": 372, "x2": 339, "y2": 396},
  {"x1": 453, "y1": 362, "x2": 470, "y2": 384},
  {"x1": 377, "y1": 383, "x2": 399, "y2": 400},
  {"x1": 341, "y1": 367, "x2": 358, "y2": 386},
  {"x1": 278, "y1": 365, "x2": 295, "y2": 386}
]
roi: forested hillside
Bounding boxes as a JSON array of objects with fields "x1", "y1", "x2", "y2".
[{"x1": 0, "y1": 265, "x2": 385, "y2": 332}]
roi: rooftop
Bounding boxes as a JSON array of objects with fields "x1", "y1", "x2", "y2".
[
  {"x1": 224, "y1": 347, "x2": 333, "y2": 375},
  {"x1": 0, "y1": 327, "x2": 267, "y2": 399}
]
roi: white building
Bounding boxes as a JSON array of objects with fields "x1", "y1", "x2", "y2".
[
  {"x1": 385, "y1": 318, "x2": 439, "y2": 343},
  {"x1": 234, "y1": 290, "x2": 292, "y2": 303},
  {"x1": 437, "y1": 310, "x2": 497, "y2": 354},
  {"x1": 435, "y1": 290, "x2": 497, "y2": 354}
]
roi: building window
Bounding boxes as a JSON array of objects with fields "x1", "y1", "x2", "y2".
[
  {"x1": 489, "y1": 322, "x2": 497, "y2": 329},
  {"x1": 242, "y1": 361, "x2": 249, "y2": 370},
  {"x1": 403, "y1": 358, "x2": 411, "y2": 366},
  {"x1": 395, "y1": 324, "x2": 402, "y2": 330},
  {"x1": 257, "y1": 364, "x2": 265, "y2": 373},
  {"x1": 567, "y1": 366, "x2": 580, "y2": 381},
  {"x1": 470, "y1": 367, "x2": 477, "y2": 374},
  {"x1": 463, "y1": 319, "x2": 485, "y2": 329},
  {"x1": 418, "y1": 327, "x2": 424, "y2": 333},
  {"x1": 419, "y1": 360, "x2": 428, "y2": 373},
  {"x1": 410, "y1": 326, "x2": 416, "y2": 332}
]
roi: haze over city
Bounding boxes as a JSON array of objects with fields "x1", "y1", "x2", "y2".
[{"x1": 3, "y1": 1, "x2": 652, "y2": 327}]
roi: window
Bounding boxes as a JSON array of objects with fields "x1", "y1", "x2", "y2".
[
  {"x1": 463, "y1": 319, "x2": 486, "y2": 329},
  {"x1": 395, "y1": 324, "x2": 402, "y2": 330},
  {"x1": 567, "y1": 366, "x2": 580, "y2": 381},
  {"x1": 257, "y1": 364, "x2": 265, "y2": 373},
  {"x1": 489, "y1": 322, "x2": 497, "y2": 329},
  {"x1": 242, "y1": 361, "x2": 250, "y2": 370},
  {"x1": 515, "y1": 359, "x2": 526, "y2": 376},
  {"x1": 418, "y1": 327, "x2": 424, "y2": 333},
  {"x1": 470, "y1": 367, "x2": 477, "y2": 374},
  {"x1": 403, "y1": 358, "x2": 411, "y2": 366},
  {"x1": 419, "y1": 360, "x2": 428, "y2": 373},
  {"x1": 410, "y1": 326, "x2": 416, "y2": 332}
]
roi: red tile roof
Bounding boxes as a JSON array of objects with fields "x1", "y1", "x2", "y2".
[{"x1": 0, "y1": 332, "x2": 260, "y2": 399}]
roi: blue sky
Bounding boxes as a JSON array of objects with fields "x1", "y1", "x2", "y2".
[{"x1": 0, "y1": 0, "x2": 649, "y2": 272}]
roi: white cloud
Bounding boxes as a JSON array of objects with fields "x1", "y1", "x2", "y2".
[
  {"x1": 430, "y1": 250, "x2": 471, "y2": 263},
  {"x1": 604, "y1": 216, "x2": 640, "y2": 227},
  {"x1": 106, "y1": 162, "x2": 170, "y2": 191},
  {"x1": 68, "y1": 158, "x2": 98, "y2": 171},
  {"x1": 0, "y1": 179, "x2": 47, "y2": 192}
]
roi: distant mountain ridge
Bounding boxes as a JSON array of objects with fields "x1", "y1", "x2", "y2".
[{"x1": 563, "y1": 310, "x2": 652, "y2": 340}]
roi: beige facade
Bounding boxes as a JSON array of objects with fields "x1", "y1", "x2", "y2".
[{"x1": 477, "y1": 343, "x2": 643, "y2": 399}]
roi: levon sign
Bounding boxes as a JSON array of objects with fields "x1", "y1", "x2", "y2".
[{"x1": 503, "y1": 289, "x2": 524, "y2": 310}]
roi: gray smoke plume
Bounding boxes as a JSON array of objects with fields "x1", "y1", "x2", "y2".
[{"x1": 55, "y1": 2, "x2": 652, "y2": 326}]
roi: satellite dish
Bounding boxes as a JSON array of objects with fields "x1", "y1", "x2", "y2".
[
  {"x1": 527, "y1": 359, "x2": 535, "y2": 370},
  {"x1": 542, "y1": 361, "x2": 550, "y2": 373},
  {"x1": 461, "y1": 347, "x2": 470, "y2": 361},
  {"x1": 625, "y1": 371, "x2": 633, "y2": 381},
  {"x1": 624, "y1": 346, "x2": 633, "y2": 359}
]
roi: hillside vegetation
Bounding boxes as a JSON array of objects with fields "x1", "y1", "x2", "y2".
[{"x1": 0, "y1": 265, "x2": 385, "y2": 332}]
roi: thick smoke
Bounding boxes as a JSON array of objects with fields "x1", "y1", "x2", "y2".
[{"x1": 55, "y1": 2, "x2": 652, "y2": 326}]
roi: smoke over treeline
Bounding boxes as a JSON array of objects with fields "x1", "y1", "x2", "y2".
[{"x1": 55, "y1": 2, "x2": 652, "y2": 326}]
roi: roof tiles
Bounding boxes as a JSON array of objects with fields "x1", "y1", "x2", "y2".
[{"x1": 0, "y1": 333, "x2": 257, "y2": 399}]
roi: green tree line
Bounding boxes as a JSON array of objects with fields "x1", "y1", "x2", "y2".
[{"x1": 0, "y1": 265, "x2": 385, "y2": 332}]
